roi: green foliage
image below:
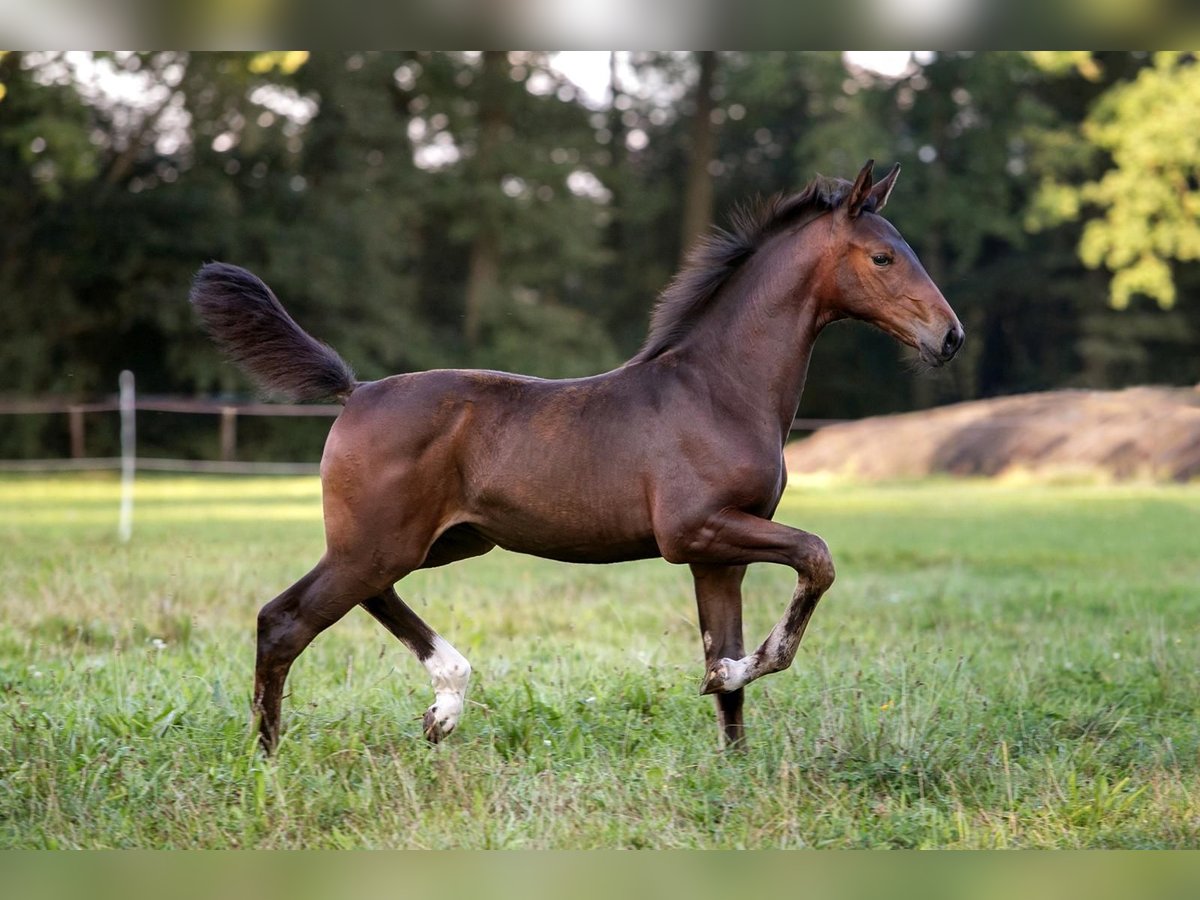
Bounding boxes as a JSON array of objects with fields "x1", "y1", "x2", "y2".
[
  {"x1": 1, "y1": 51, "x2": 1198, "y2": 462},
  {"x1": 1, "y1": 475, "x2": 1197, "y2": 847},
  {"x1": 1032, "y1": 51, "x2": 1200, "y2": 309},
  {"x1": 473, "y1": 294, "x2": 621, "y2": 378},
  {"x1": 247, "y1": 51, "x2": 310, "y2": 75}
]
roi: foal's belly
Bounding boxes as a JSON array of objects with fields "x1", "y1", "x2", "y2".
[
  {"x1": 490, "y1": 530, "x2": 662, "y2": 564},
  {"x1": 469, "y1": 502, "x2": 662, "y2": 564},
  {"x1": 466, "y1": 476, "x2": 662, "y2": 564}
]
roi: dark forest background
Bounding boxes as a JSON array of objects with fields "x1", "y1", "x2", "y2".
[{"x1": 2, "y1": 51, "x2": 1198, "y2": 459}]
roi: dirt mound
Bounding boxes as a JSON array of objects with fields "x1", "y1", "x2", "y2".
[{"x1": 785, "y1": 387, "x2": 1200, "y2": 483}]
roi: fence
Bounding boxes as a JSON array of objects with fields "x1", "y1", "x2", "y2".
[
  {"x1": 1, "y1": 372, "x2": 847, "y2": 542},
  {"x1": 0, "y1": 375, "x2": 343, "y2": 476},
  {"x1": 0, "y1": 374, "x2": 845, "y2": 477}
]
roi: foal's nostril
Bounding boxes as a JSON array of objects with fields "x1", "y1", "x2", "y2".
[{"x1": 942, "y1": 325, "x2": 965, "y2": 359}]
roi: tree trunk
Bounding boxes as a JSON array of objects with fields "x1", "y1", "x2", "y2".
[
  {"x1": 604, "y1": 52, "x2": 631, "y2": 338},
  {"x1": 463, "y1": 50, "x2": 507, "y2": 350},
  {"x1": 678, "y1": 51, "x2": 719, "y2": 263}
]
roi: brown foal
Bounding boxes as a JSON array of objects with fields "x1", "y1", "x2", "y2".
[{"x1": 191, "y1": 160, "x2": 963, "y2": 752}]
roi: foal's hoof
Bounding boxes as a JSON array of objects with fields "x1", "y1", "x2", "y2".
[
  {"x1": 700, "y1": 657, "x2": 751, "y2": 695},
  {"x1": 422, "y1": 705, "x2": 456, "y2": 743},
  {"x1": 700, "y1": 661, "x2": 731, "y2": 695}
]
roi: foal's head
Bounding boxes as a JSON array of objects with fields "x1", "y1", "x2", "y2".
[{"x1": 816, "y1": 160, "x2": 964, "y2": 367}]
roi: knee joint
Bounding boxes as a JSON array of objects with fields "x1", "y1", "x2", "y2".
[{"x1": 803, "y1": 536, "x2": 835, "y2": 592}]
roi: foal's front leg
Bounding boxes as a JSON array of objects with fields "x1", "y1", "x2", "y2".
[
  {"x1": 665, "y1": 509, "x2": 835, "y2": 696},
  {"x1": 691, "y1": 563, "x2": 747, "y2": 747}
]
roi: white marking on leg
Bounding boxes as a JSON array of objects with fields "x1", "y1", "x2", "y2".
[
  {"x1": 422, "y1": 636, "x2": 471, "y2": 741},
  {"x1": 705, "y1": 657, "x2": 753, "y2": 696}
]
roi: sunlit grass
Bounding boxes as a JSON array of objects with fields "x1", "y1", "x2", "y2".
[{"x1": 1, "y1": 474, "x2": 1197, "y2": 848}]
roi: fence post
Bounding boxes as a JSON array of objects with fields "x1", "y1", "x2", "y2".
[
  {"x1": 118, "y1": 371, "x2": 135, "y2": 543},
  {"x1": 68, "y1": 405, "x2": 85, "y2": 458},
  {"x1": 219, "y1": 406, "x2": 237, "y2": 461}
]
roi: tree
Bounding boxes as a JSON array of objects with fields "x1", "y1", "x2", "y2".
[
  {"x1": 413, "y1": 51, "x2": 620, "y2": 375},
  {"x1": 1030, "y1": 51, "x2": 1200, "y2": 309},
  {"x1": 678, "y1": 51, "x2": 719, "y2": 261},
  {"x1": 3, "y1": 51, "x2": 1197, "y2": 462},
  {"x1": 462, "y1": 50, "x2": 506, "y2": 349}
]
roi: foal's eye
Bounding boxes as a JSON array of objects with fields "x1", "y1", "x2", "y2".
[{"x1": 871, "y1": 253, "x2": 893, "y2": 267}]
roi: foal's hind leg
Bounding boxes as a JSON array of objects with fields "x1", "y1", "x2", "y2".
[
  {"x1": 691, "y1": 563, "x2": 747, "y2": 748},
  {"x1": 361, "y1": 588, "x2": 471, "y2": 743},
  {"x1": 254, "y1": 558, "x2": 387, "y2": 753}
]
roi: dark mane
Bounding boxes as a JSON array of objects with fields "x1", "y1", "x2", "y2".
[{"x1": 631, "y1": 175, "x2": 860, "y2": 364}]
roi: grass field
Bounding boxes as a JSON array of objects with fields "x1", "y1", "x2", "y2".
[{"x1": 0, "y1": 473, "x2": 1197, "y2": 848}]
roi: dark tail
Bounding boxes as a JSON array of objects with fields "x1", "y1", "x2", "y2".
[{"x1": 190, "y1": 262, "x2": 357, "y2": 403}]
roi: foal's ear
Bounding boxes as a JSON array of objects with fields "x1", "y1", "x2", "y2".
[
  {"x1": 868, "y1": 163, "x2": 901, "y2": 214},
  {"x1": 846, "y1": 159, "x2": 875, "y2": 219}
]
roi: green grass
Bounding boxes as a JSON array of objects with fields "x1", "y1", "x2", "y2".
[{"x1": 1, "y1": 474, "x2": 1197, "y2": 848}]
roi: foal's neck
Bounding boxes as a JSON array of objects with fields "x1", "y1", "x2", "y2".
[{"x1": 670, "y1": 231, "x2": 828, "y2": 441}]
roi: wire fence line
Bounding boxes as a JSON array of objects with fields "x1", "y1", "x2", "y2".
[
  {"x1": 0, "y1": 457, "x2": 323, "y2": 475},
  {"x1": 0, "y1": 372, "x2": 348, "y2": 475},
  {"x1": 123, "y1": 457, "x2": 325, "y2": 475},
  {"x1": 0, "y1": 398, "x2": 343, "y2": 416},
  {"x1": 0, "y1": 378, "x2": 849, "y2": 475}
]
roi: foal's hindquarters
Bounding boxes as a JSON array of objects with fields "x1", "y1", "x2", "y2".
[{"x1": 253, "y1": 376, "x2": 492, "y2": 751}]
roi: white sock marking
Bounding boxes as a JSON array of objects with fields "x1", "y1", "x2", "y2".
[
  {"x1": 713, "y1": 655, "x2": 754, "y2": 692},
  {"x1": 423, "y1": 636, "x2": 471, "y2": 736}
]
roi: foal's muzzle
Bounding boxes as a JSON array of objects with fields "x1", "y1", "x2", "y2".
[
  {"x1": 941, "y1": 324, "x2": 965, "y2": 362},
  {"x1": 920, "y1": 324, "x2": 965, "y2": 367}
]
